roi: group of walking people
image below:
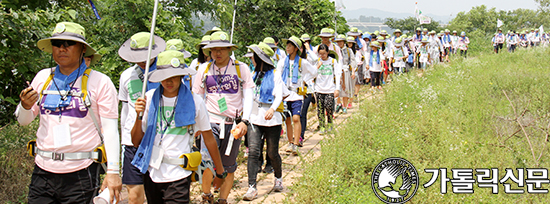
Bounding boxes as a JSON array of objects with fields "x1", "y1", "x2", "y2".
[
  {"x1": 492, "y1": 28, "x2": 549, "y2": 53},
  {"x1": 16, "y1": 20, "x2": 476, "y2": 204}
]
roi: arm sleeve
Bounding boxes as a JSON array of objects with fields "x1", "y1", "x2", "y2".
[
  {"x1": 242, "y1": 88, "x2": 253, "y2": 121},
  {"x1": 270, "y1": 72, "x2": 284, "y2": 110},
  {"x1": 349, "y1": 50, "x2": 357, "y2": 72},
  {"x1": 334, "y1": 61, "x2": 342, "y2": 91},
  {"x1": 192, "y1": 63, "x2": 207, "y2": 95},
  {"x1": 101, "y1": 117, "x2": 120, "y2": 174},
  {"x1": 301, "y1": 60, "x2": 318, "y2": 85},
  {"x1": 120, "y1": 102, "x2": 128, "y2": 131},
  {"x1": 15, "y1": 103, "x2": 37, "y2": 126}
]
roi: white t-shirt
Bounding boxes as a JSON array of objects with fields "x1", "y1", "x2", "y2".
[
  {"x1": 119, "y1": 65, "x2": 145, "y2": 146},
  {"x1": 275, "y1": 56, "x2": 318, "y2": 101},
  {"x1": 390, "y1": 46, "x2": 409, "y2": 68},
  {"x1": 250, "y1": 70, "x2": 284, "y2": 127},
  {"x1": 314, "y1": 57, "x2": 341, "y2": 94},
  {"x1": 366, "y1": 50, "x2": 385, "y2": 72},
  {"x1": 141, "y1": 91, "x2": 211, "y2": 183}
]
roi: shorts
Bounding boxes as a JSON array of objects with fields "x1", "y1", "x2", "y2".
[
  {"x1": 28, "y1": 163, "x2": 101, "y2": 204},
  {"x1": 286, "y1": 100, "x2": 303, "y2": 116},
  {"x1": 211, "y1": 123, "x2": 242, "y2": 173},
  {"x1": 143, "y1": 171, "x2": 190, "y2": 203},
  {"x1": 122, "y1": 145, "x2": 144, "y2": 185}
]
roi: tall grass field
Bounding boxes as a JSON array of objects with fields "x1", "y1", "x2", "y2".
[{"x1": 292, "y1": 47, "x2": 550, "y2": 203}]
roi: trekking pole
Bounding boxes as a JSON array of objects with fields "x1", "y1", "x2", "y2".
[
  {"x1": 139, "y1": 0, "x2": 160, "y2": 120},
  {"x1": 229, "y1": 0, "x2": 238, "y2": 44}
]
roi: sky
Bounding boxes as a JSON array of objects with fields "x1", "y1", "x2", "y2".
[{"x1": 339, "y1": 0, "x2": 539, "y2": 17}]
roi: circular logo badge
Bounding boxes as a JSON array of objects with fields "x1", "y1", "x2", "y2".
[
  {"x1": 372, "y1": 158, "x2": 419, "y2": 204},
  {"x1": 170, "y1": 58, "x2": 180, "y2": 67},
  {"x1": 219, "y1": 33, "x2": 227, "y2": 41},
  {"x1": 54, "y1": 23, "x2": 66, "y2": 33}
]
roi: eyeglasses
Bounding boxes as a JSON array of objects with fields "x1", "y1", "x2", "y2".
[{"x1": 51, "y1": 40, "x2": 78, "y2": 48}]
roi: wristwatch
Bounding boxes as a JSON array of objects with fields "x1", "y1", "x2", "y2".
[{"x1": 216, "y1": 170, "x2": 228, "y2": 179}]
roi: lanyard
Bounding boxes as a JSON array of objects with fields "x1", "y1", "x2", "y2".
[
  {"x1": 159, "y1": 96, "x2": 177, "y2": 145},
  {"x1": 211, "y1": 59, "x2": 232, "y2": 96}
]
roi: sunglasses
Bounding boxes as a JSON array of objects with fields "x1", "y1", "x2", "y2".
[{"x1": 51, "y1": 40, "x2": 78, "y2": 48}]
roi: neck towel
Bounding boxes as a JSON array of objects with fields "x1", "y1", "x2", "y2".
[
  {"x1": 369, "y1": 50, "x2": 380, "y2": 67},
  {"x1": 355, "y1": 37, "x2": 363, "y2": 49},
  {"x1": 282, "y1": 54, "x2": 300, "y2": 85},
  {"x1": 254, "y1": 69, "x2": 275, "y2": 104},
  {"x1": 43, "y1": 60, "x2": 88, "y2": 111},
  {"x1": 132, "y1": 83, "x2": 196, "y2": 174}
]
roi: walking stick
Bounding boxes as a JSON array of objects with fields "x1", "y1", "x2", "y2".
[{"x1": 139, "y1": 0, "x2": 160, "y2": 120}]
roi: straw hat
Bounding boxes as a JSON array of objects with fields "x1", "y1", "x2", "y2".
[
  {"x1": 118, "y1": 32, "x2": 166, "y2": 63},
  {"x1": 148, "y1": 50, "x2": 196, "y2": 83},
  {"x1": 202, "y1": 31, "x2": 238, "y2": 52},
  {"x1": 166, "y1": 39, "x2": 192, "y2": 58},
  {"x1": 37, "y1": 22, "x2": 97, "y2": 57},
  {"x1": 249, "y1": 42, "x2": 275, "y2": 66}
]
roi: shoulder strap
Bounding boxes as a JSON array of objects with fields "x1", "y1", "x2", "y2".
[
  {"x1": 39, "y1": 70, "x2": 55, "y2": 102},
  {"x1": 80, "y1": 69, "x2": 104, "y2": 144},
  {"x1": 234, "y1": 60, "x2": 241, "y2": 79}
]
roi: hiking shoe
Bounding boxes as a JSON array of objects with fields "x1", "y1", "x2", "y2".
[
  {"x1": 242, "y1": 185, "x2": 258, "y2": 201},
  {"x1": 273, "y1": 177, "x2": 284, "y2": 192},
  {"x1": 343, "y1": 108, "x2": 347, "y2": 113},
  {"x1": 263, "y1": 165, "x2": 274, "y2": 174},
  {"x1": 292, "y1": 144, "x2": 298, "y2": 155},
  {"x1": 297, "y1": 138, "x2": 304, "y2": 147},
  {"x1": 285, "y1": 143, "x2": 294, "y2": 152},
  {"x1": 201, "y1": 193, "x2": 214, "y2": 204},
  {"x1": 215, "y1": 198, "x2": 227, "y2": 204},
  {"x1": 335, "y1": 104, "x2": 343, "y2": 113},
  {"x1": 347, "y1": 103, "x2": 352, "y2": 109},
  {"x1": 244, "y1": 147, "x2": 249, "y2": 158}
]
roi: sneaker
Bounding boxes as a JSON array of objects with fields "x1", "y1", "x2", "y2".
[
  {"x1": 347, "y1": 103, "x2": 352, "y2": 109},
  {"x1": 343, "y1": 108, "x2": 347, "y2": 113},
  {"x1": 285, "y1": 143, "x2": 294, "y2": 152},
  {"x1": 273, "y1": 178, "x2": 284, "y2": 192},
  {"x1": 280, "y1": 129, "x2": 284, "y2": 136},
  {"x1": 263, "y1": 165, "x2": 274, "y2": 174},
  {"x1": 201, "y1": 193, "x2": 214, "y2": 204},
  {"x1": 243, "y1": 185, "x2": 258, "y2": 201},
  {"x1": 297, "y1": 138, "x2": 304, "y2": 147},
  {"x1": 335, "y1": 104, "x2": 343, "y2": 113},
  {"x1": 215, "y1": 198, "x2": 227, "y2": 204},
  {"x1": 292, "y1": 144, "x2": 298, "y2": 155}
]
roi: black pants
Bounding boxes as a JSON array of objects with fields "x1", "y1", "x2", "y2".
[
  {"x1": 460, "y1": 50, "x2": 468, "y2": 57},
  {"x1": 316, "y1": 93, "x2": 334, "y2": 128},
  {"x1": 300, "y1": 93, "x2": 316, "y2": 139},
  {"x1": 247, "y1": 125, "x2": 283, "y2": 186},
  {"x1": 28, "y1": 163, "x2": 100, "y2": 204},
  {"x1": 370, "y1": 71, "x2": 382, "y2": 87},
  {"x1": 509, "y1": 44, "x2": 516, "y2": 53},
  {"x1": 143, "y1": 172, "x2": 191, "y2": 204}
]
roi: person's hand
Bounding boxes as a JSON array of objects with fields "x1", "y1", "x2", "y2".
[
  {"x1": 135, "y1": 97, "x2": 146, "y2": 115},
  {"x1": 351, "y1": 74, "x2": 356, "y2": 80},
  {"x1": 20, "y1": 83, "x2": 38, "y2": 110},
  {"x1": 264, "y1": 108, "x2": 275, "y2": 120},
  {"x1": 334, "y1": 90, "x2": 340, "y2": 98},
  {"x1": 233, "y1": 122, "x2": 248, "y2": 139},
  {"x1": 101, "y1": 173, "x2": 122, "y2": 204},
  {"x1": 317, "y1": 61, "x2": 323, "y2": 69}
]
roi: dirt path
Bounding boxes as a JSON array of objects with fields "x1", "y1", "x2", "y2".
[{"x1": 117, "y1": 91, "x2": 372, "y2": 204}]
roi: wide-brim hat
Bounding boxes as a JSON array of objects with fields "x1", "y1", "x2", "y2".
[
  {"x1": 393, "y1": 29, "x2": 402, "y2": 34},
  {"x1": 263, "y1": 37, "x2": 278, "y2": 49},
  {"x1": 328, "y1": 50, "x2": 339, "y2": 61},
  {"x1": 347, "y1": 27, "x2": 361, "y2": 36},
  {"x1": 318, "y1": 28, "x2": 334, "y2": 37},
  {"x1": 148, "y1": 50, "x2": 196, "y2": 83},
  {"x1": 118, "y1": 32, "x2": 166, "y2": 63},
  {"x1": 282, "y1": 36, "x2": 303, "y2": 55},
  {"x1": 37, "y1": 22, "x2": 96, "y2": 57},
  {"x1": 334, "y1": 34, "x2": 346, "y2": 42},
  {"x1": 166, "y1": 39, "x2": 192, "y2": 58},
  {"x1": 249, "y1": 42, "x2": 274, "y2": 66},
  {"x1": 421, "y1": 37, "x2": 429, "y2": 43},
  {"x1": 87, "y1": 53, "x2": 102, "y2": 67},
  {"x1": 346, "y1": 36, "x2": 356, "y2": 43},
  {"x1": 195, "y1": 35, "x2": 211, "y2": 50},
  {"x1": 300, "y1": 34, "x2": 311, "y2": 41},
  {"x1": 205, "y1": 26, "x2": 222, "y2": 35},
  {"x1": 370, "y1": 41, "x2": 381, "y2": 48},
  {"x1": 202, "y1": 31, "x2": 238, "y2": 52}
]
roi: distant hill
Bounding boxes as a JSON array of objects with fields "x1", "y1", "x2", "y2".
[{"x1": 342, "y1": 8, "x2": 450, "y2": 24}]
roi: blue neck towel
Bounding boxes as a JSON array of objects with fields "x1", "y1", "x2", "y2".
[
  {"x1": 43, "y1": 60, "x2": 88, "y2": 111},
  {"x1": 282, "y1": 55, "x2": 300, "y2": 85}
]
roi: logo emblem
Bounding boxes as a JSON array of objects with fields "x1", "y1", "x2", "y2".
[
  {"x1": 54, "y1": 23, "x2": 66, "y2": 33},
  {"x1": 170, "y1": 58, "x2": 180, "y2": 67},
  {"x1": 130, "y1": 39, "x2": 139, "y2": 48},
  {"x1": 372, "y1": 158, "x2": 419, "y2": 204},
  {"x1": 169, "y1": 45, "x2": 177, "y2": 50},
  {"x1": 219, "y1": 33, "x2": 227, "y2": 40}
]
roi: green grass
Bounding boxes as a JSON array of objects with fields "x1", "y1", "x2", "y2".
[{"x1": 291, "y1": 47, "x2": 550, "y2": 203}]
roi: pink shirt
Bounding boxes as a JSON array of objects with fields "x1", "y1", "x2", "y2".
[
  {"x1": 192, "y1": 60, "x2": 255, "y2": 124},
  {"x1": 28, "y1": 68, "x2": 118, "y2": 173}
]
